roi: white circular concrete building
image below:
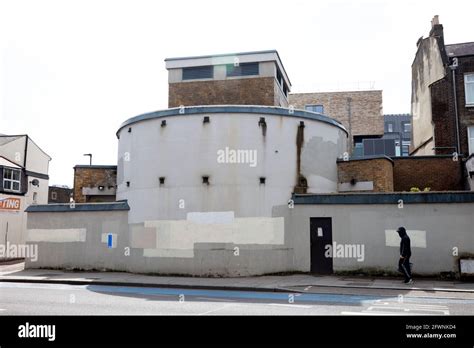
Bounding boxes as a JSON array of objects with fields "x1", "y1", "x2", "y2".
[{"x1": 116, "y1": 105, "x2": 347, "y2": 224}]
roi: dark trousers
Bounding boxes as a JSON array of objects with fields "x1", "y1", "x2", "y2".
[{"x1": 399, "y1": 257, "x2": 412, "y2": 281}]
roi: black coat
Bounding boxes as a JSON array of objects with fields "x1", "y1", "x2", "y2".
[{"x1": 398, "y1": 230, "x2": 411, "y2": 258}]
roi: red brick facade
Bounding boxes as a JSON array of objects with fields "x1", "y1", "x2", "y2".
[
  {"x1": 393, "y1": 156, "x2": 464, "y2": 191},
  {"x1": 431, "y1": 57, "x2": 474, "y2": 156},
  {"x1": 337, "y1": 156, "x2": 464, "y2": 192}
]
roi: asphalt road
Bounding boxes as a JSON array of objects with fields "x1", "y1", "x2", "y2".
[{"x1": 1, "y1": 282, "x2": 474, "y2": 315}]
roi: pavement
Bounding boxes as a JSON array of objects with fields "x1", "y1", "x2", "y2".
[
  {"x1": 3, "y1": 281, "x2": 474, "y2": 315},
  {"x1": 1, "y1": 261, "x2": 474, "y2": 293}
]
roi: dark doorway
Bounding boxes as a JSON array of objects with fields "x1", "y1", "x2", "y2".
[{"x1": 310, "y1": 217, "x2": 333, "y2": 274}]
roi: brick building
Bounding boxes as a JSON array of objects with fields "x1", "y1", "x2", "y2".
[
  {"x1": 289, "y1": 90, "x2": 384, "y2": 153},
  {"x1": 48, "y1": 185, "x2": 72, "y2": 203},
  {"x1": 382, "y1": 114, "x2": 412, "y2": 157},
  {"x1": 166, "y1": 50, "x2": 291, "y2": 108},
  {"x1": 0, "y1": 134, "x2": 51, "y2": 246},
  {"x1": 337, "y1": 155, "x2": 464, "y2": 193},
  {"x1": 411, "y1": 15, "x2": 474, "y2": 157},
  {"x1": 73, "y1": 165, "x2": 117, "y2": 203}
]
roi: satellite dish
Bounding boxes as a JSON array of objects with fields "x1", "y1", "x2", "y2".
[{"x1": 31, "y1": 179, "x2": 40, "y2": 187}]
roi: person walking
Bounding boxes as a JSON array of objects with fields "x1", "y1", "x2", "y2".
[{"x1": 397, "y1": 227, "x2": 413, "y2": 284}]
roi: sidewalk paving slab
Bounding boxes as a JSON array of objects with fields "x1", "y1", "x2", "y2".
[{"x1": 1, "y1": 262, "x2": 473, "y2": 294}]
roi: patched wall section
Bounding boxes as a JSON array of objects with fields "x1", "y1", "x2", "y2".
[
  {"x1": 129, "y1": 212, "x2": 284, "y2": 258},
  {"x1": 25, "y1": 209, "x2": 291, "y2": 277}
]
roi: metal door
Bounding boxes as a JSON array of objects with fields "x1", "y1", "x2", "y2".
[{"x1": 310, "y1": 217, "x2": 333, "y2": 274}]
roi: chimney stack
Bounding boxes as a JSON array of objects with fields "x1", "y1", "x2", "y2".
[{"x1": 429, "y1": 15, "x2": 443, "y2": 39}]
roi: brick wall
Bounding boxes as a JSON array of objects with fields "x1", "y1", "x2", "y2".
[
  {"x1": 454, "y1": 56, "x2": 474, "y2": 156},
  {"x1": 393, "y1": 156, "x2": 464, "y2": 191},
  {"x1": 289, "y1": 91, "x2": 384, "y2": 142},
  {"x1": 337, "y1": 157, "x2": 394, "y2": 192},
  {"x1": 48, "y1": 186, "x2": 72, "y2": 203},
  {"x1": 337, "y1": 156, "x2": 464, "y2": 192},
  {"x1": 431, "y1": 77, "x2": 455, "y2": 155},
  {"x1": 168, "y1": 77, "x2": 277, "y2": 107},
  {"x1": 430, "y1": 56, "x2": 474, "y2": 156},
  {"x1": 73, "y1": 166, "x2": 117, "y2": 203}
]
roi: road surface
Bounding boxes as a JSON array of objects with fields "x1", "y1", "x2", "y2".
[{"x1": 1, "y1": 282, "x2": 474, "y2": 315}]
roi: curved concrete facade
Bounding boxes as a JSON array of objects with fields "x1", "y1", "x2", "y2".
[{"x1": 116, "y1": 106, "x2": 347, "y2": 224}]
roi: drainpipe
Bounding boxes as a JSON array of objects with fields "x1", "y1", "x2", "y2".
[
  {"x1": 347, "y1": 97, "x2": 353, "y2": 152},
  {"x1": 450, "y1": 58, "x2": 461, "y2": 155},
  {"x1": 398, "y1": 131, "x2": 403, "y2": 156},
  {"x1": 23, "y1": 135, "x2": 28, "y2": 168}
]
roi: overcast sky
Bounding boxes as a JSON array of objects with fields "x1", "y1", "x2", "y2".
[{"x1": 1, "y1": 0, "x2": 473, "y2": 186}]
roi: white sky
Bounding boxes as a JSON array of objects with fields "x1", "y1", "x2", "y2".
[{"x1": 1, "y1": 0, "x2": 473, "y2": 186}]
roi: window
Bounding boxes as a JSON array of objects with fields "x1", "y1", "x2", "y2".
[
  {"x1": 386, "y1": 122, "x2": 394, "y2": 133},
  {"x1": 469, "y1": 126, "x2": 474, "y2": 155},
  {"x1": 465, "y1": 74, "x2": 474, "y2": 106},
  {"x1": 182, "y1": 66, "x2": 213, "y2": 80},
  {"x1": 3, "y1": 168, "x2": 21, "y2": 192},
  {"x1": 305, "y1": 105, "x2": 324, "y2": 114},
  {"x1": 276, "y1": 68, "x2": 283, "y2": 86},
  {"x1": 51, "y1": 191, "x2": 57, "y2": 200},
  {"x1": 275, "y1": 66, "x2": 289, "y2": 97},
  {"x1": 402, "y1": 145, "x2": 410, "y2": 156},
  {"x1": 226, "y1": 63, "x2": 259, "y2": 77},
  {"x1": 402, "y1": 122, "x2": 411, "y2": 133},
  {"x1": 363, "y1": 138, "x2": 396, "y2": 157},
  {"x1": 353, "y1": 142, "x2": 364, "y2": 158},
  {"x1": 402, "y1": 141, "x2": 411, "y2": 156}
]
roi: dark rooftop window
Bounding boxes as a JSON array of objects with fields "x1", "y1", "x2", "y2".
[
  {"x1": 182, "y1": 66, "x2": 213, "y2": 80},
  {"x1": 363, "y1": 138, "x2": 396, "y2": 157},
  {"x1": 226, "y1": 63, "x2": 259, "y2": 77},
  {"x1": 275, "y1": 66, "x2": 289, "y2": 97},
  {"x1": 276, "y1": 67, "x2": 283, "y2": 85}
]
